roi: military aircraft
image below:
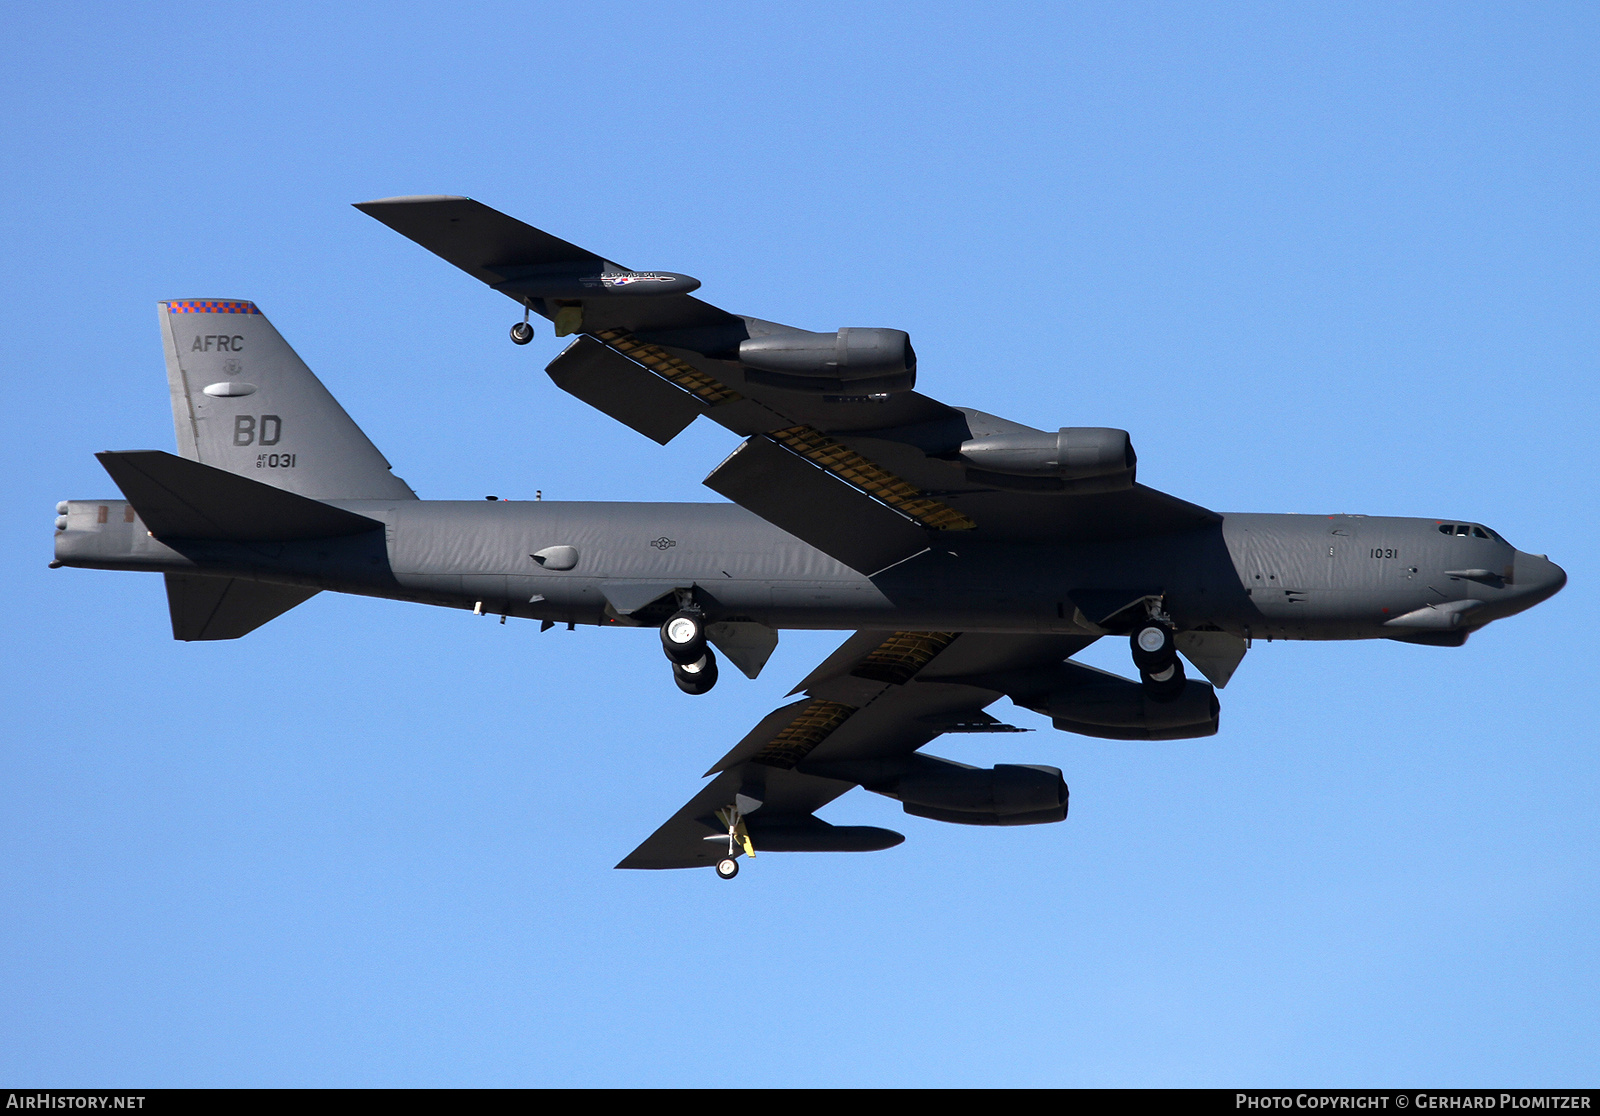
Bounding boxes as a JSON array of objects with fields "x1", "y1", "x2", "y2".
[{"x1": 52, "y1": 197, "x2": 1566, "y2": 879}]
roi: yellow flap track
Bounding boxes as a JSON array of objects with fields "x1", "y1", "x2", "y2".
[
  {"x1": 767, "y1": 426, "x2": 976, "y2": 531},
  {"x1": 592, "y1": 332, "x2": 975, "y2": 532},
  {"x1": 751, "y1": 699, "x2": 858, "y2": 769},
  {"x1": 850, "y1": 631, "x2": 959, "y2": 686},
  {"x1": 593, "y1": 329, "x2": 744, "y2": 406}
]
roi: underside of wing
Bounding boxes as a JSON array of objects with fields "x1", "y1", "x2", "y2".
[
  {"x1": 358, "y1": 197, "x2": 1220, "y2": 562},
  {"x1": 617, "y1": 630, "x2": 1098, "y2": 870}
]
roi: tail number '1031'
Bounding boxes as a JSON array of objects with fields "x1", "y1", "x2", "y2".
[{"x1": 1370, "y1": 548, "x2": 1398, "y2": 559}]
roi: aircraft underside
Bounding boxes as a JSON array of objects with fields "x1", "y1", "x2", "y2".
[{"x1": 52, "y1": 199, "x2": 1564, "y2": 877}]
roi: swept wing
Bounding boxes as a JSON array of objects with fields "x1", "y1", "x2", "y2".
[
  {"x1": 357, "y1": 197, "x2": 1217, "y2": 574},
  {"x1": 619, "y1": 628, "x2": 1097, "y2": 869}
]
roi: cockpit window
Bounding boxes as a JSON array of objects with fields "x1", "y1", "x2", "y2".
[{"x1": 1440, "y1": 522, "x2": 1497, "y2": 538}]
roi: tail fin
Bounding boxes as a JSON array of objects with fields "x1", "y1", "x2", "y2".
[{"x1": 158, "y1": 300, "x2": 416, "y2": 501}]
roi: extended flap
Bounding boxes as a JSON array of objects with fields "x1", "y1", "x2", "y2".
[
  {"x1": 546, "y1": 335, "x2": 706, "y2": 445},
  {"x1": 97, "y1": 451, "x2": 383, "y2": 541},
  {"x1": 703, "y1": 436, "x2": 930, "y2": 574}
]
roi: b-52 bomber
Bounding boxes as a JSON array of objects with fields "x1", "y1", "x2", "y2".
[{"x1": 53, "y1": 197, "x2": 1566, "y2": 879}]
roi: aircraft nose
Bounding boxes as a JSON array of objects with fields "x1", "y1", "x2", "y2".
[{"x1": 1513, "y1": 551, "x2": 1567, "y2": 607}]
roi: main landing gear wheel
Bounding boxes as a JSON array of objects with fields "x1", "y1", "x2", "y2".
[
  {"x1": 673, "y1": 647, "x2": 719, "y2": 695},
  {"x1": 716, "y1": 857, "x2": 739, "y2": 879},
  {"x1": 1140, "y1": 656, "x2": 1187, "y2": 702},
  {"x1": 1130, "y1": 622, "x2": 1177, "y2": 671},
  {"x1": 660, "y1": 609, "x2": 707, "y2": 665},
  {"x1": 1130, "y1": 620, "x2": 1185, "y2": 702},
  {"x1": 509, "y1": 321, "x2": 535, "y2": 345}
]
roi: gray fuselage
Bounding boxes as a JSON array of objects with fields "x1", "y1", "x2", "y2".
[{"x1": 54, "y1": 499, "x2": 1566, "y2": 642}]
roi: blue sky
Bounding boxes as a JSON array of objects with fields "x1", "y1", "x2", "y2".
[{"x1": 2, "y1": 1, "x2": 1595, "y2": 1086}]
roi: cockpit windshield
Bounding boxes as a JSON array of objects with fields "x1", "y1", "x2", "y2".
[{"x1": 1438, "y1": 523, "x2": 1504, "y2": 542}]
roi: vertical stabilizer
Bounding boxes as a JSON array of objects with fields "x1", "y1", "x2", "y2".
[{"x1": 158, "y1": 300, "x2": 416, "y2": 500}]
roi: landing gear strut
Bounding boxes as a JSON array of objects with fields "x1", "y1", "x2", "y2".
[{"x1": 705, "y1": 801, "x2": 756, "y2": 880}]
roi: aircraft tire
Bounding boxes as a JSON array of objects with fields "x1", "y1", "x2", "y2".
[
  {"x1": 1141, "y1": 657, "x2": 1187, "y2": 703},
  {"x1": 716, "y1": 857, "x2": 739, "y2": 879},
  {"x1": 673, "y1": 648, "x2": 719, "y2": 695},
  {"x1": 661, "y1": 609, "x2": 708, "y2": 665},
  {"x1": 1130, "y1": 622, "x2": 1177, "y2": 673},
  {"x1": 510, "y1": 322, "x2": 535, "y2": 345}
]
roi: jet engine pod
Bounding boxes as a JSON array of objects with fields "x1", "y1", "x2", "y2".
[
  {"x1": 959, "y1": 427, "x2": 1136, "y2": 492},
  {"x1": 737, "y1": 326, "x2": 916, "y2": 395},
  {"x1": 894, "y1": 762, "x2": 1069, "y2": 827},
  {"x1": 1048, "y1": 677, "x2": 1219, "y2": 741}
]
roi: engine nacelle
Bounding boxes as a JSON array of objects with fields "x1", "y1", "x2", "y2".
[
  {"x1": 737, "y1": 326, "x2": 916, "y2": 395},
  {"x1": 894, "y1": 762, "x2": 1069, "y2": 827},
  {"x1": 1047, "y1": 678, "x2": 1219, "y2": 741},
  {"x1": 958, "y1": 427, "x2": 1135, "y2": 491}
]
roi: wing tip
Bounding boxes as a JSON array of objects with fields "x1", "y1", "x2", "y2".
[{"x1": 352, "y1": 194, "x2": 472, "y2": 210}]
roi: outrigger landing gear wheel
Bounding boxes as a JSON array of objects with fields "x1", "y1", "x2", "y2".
[
  {"x1": 510, "y1": 321, "x2": 534, "y2": 345},
  {"x1": 716, "y1": 857, "x2": 739, "y2": 879}
]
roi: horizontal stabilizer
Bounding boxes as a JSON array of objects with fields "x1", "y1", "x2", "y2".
[
  {"x1": 546, "y1": 335, "x2": 705, "y2": 445},
  {"x1": 97, "y1": 450, "x2": 383, "y2": 541},
  {"x1": 165, "y1": 574, "x2": 318, "y2": 641},
  {"x1": 704, "y1": 435, "x2": 930, "y2": 574}
]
